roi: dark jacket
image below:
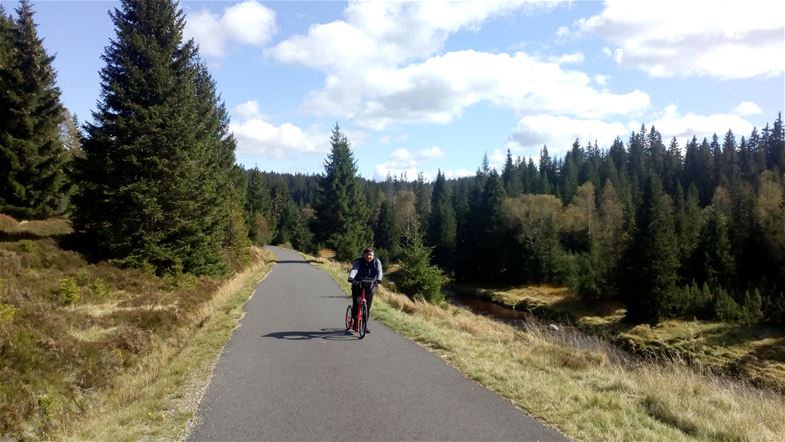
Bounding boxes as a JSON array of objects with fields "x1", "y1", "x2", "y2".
[{"x1": 349, "y1": 257, "x2": 383, "y2": 282}]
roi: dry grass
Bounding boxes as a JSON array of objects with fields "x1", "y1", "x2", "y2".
[
  {"x1": 57, "y1": 248, "x2": 275, "y2": 441},
  {"x1": 0, "y1": 214, "x2": 273, "y2": 440},
  {"x1": 315, "y1": 258, "x2": 785, "y2": 442},
  {"x1": 456, "y1": 282, "x2": 785, "y2": 393}
]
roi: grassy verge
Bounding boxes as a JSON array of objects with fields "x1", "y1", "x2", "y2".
[
  {"x1": 57, "y1": 249, "x2": 274, "y2": 441},
  {"x1": 451, "y1": 284, "x2": 785, "y2": 393},
  {"x1": 312, "y1": 257, "x2": 785, "y2": 442},
  {"x1": 0, "y1": 214, "x2": 274, "y2": 440}
]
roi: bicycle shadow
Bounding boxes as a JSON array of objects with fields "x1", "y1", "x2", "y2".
[{"x1": 262, "y1": 328, "x2": 358, "y2": 341}]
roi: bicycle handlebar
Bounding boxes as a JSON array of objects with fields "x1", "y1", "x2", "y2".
[{"x1": 351, "y1": 278, "x2": 378, "y2": 289}]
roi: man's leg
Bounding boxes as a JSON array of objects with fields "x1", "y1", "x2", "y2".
[
  {"x1": 365, "y1": 285, "x2": 376, "y2": 314},
  {"x1": 351, "y1": 285, "x2": 361, "y2": 328}
]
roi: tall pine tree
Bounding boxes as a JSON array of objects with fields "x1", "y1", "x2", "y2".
[
  {"x1": 313, "y1": 124, "x2": 371, "y2": 261},
  {"x1": 73, "y1": 0, "x2": 232, "y2": 275},
  {"x1": 427, "y1": 170, "x2": 456, "y2": 271},
  {"x1": 623, "y1": 175, "x2": 679, "y2": 324},
  {"x1": 0, "y1": 0, "x2": 68, "y2": 219},
  {"x1": 373, "y1": 199, "x2": 400, "y2": 262}
]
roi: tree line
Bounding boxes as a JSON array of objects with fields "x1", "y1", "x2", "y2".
[
  {"x1": 241, "y1": 113, "x2": 785, "y2": 327},
  {"x1": 2, "y1": 0, "x2": 783, "y2": 326}
]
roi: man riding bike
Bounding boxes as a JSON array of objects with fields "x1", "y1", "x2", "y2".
[{"x1": 347, "y1": 247, "x2": 383, "y2": 333}]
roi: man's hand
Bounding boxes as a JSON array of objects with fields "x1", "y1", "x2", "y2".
[{"x1": 347, "y1": 277, "x2": 354, "y2": 283}]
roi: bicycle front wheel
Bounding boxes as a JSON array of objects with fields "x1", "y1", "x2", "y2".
[
  {"x1": 358, "y1": 303, "x2": 368, "y2": 339},
  {"x1": 345, "y1": 305, "x2": 352, "y2": 331}
]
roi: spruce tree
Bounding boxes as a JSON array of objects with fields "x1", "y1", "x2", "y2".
[
  {"x1": 427, "y1": 170, "x2": 456, "y2": 271},
  {"x1": 768, "y1": 113, "x2": 785, "y2": 172},
  {"x1": 539, "y1": 146, "x2": 553, "y2": 195},
  {"x1": 246, "y1": 167, "x2": 274, "y2": 244},
  {"x1": 597, "y1": 180, "x2": 626, "y2": 296},
  {"x1": 477, "y1": 171, "x2": 507, "y2": 279},
  {"x1": 0, "y1": 0, "x2": 68, "y2": 219},
  {"x1": 73, "y1": 0, "x2": 231, "y2": 275},
  {"x1": 192, "y1": 60, "x2": 236, "y2": 268},
  {"x1": 313, "y1": 124, "x2": 371, "y2": 261},
  {"x1": 0, "y1": 4, "x2": 15, "y2": 169},
  {"x1": 373, "y1": 199, "x2": 399, "y2": 262},
  {"x1": 502, "y1": 148, "x2": 521, "y2": 196},
  {"x1": 623, "y1": 175, "x2": 679, "y2": 324},
  {"x1": 560, "y1": 139, "x2": 581, "y2": 203},
  {"x1": 398, "y1": 215, "x2": 445, "y2": 303},
  {"x1": 0, "y1": 5, "x2": 12, "y2": 91},
  {"x1": 413, "y1": 172, "x2": 431, "y2": 223},
  {"x1": 663, "y1": 137, "x2": 682, "y2": 195},
  {"x1": 691, "y1": 207, "x2": 735, "y2": 289}
]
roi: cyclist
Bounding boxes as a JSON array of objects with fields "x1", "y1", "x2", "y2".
[{"x1": 347, "y1": 247, "x2": 383, "y2": 333}]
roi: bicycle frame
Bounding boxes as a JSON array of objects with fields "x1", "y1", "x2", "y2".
[
  {"x1": 346, "y1": 279, "x2": 374, "y2": 339},
  {"x1": 356, "y1": 286, "x2": 367, "y2": 334}
]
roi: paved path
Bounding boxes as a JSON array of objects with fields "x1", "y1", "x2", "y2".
[{"x1": 189, "y1": 246, "x2": 566, "y2": 441}]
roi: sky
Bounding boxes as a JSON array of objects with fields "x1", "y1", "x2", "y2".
[{"x1": 5, "y1": 0, "x2": 785, "y2": 180}]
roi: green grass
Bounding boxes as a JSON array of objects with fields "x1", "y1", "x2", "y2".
[{"x1": 312, "y1": 256, "x2": 785, "y2": 442}]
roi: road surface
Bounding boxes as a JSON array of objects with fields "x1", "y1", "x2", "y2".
[{"x1": 189, "y1": 246, "x2": 566, "y2": 441}]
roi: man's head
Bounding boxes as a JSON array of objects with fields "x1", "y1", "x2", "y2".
[{"x1": 363, "y1": 248, "x2": 374, "y2": 262}]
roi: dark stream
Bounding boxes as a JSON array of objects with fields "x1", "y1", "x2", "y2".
[
  {"x1": 447, "y1": 293, "x2": 527, "y2": 322},
  {"x1": 446, "y1": 291, "x2": 633, "y2": 366}
]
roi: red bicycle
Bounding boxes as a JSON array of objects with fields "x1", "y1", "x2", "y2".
[{"x1": 345, "y1": 279, "x2": 374, "y2": 339}]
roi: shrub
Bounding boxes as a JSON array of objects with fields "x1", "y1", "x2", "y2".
[
  {"x1": 0, "y1": 303, "x2": 17, "y2": 323},
  {"x1": 19, "y1": 240, "x2": 37, "y2": 253},
  {"x1": 713, "y1": 288, "x2": 742, "y2": 322},
  {"x1": 55, "y1": 277, "x2": 81, "y2": 305},
  {"x1": 559, "y1": 252, "x2": 602, "y2": 300},
  {"x1": 0, "y1": 213, "x2": 18, "y2": 230},
  {"x1": 88, "y1": 278, "x2": 111, "y2": 300},
  {"x1": 740, "y1": 289, "x2": 763, "y2": 324},
  {"x1": 398, "y1": 216, "x2": 446, "y2": 304}
]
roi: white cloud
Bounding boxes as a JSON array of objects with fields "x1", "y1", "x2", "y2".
[
  {"x1": 648, "y1": 105, "x2": 756, "y2": 146},
  {"x1": 733, "y1": 101, "x2": 763, "y2": 116},
  {"x1": 443, "y1": 169, "x2": 475, "y2": 179},
  {"x1": 508, "y1": 105, "x2": 759, "y2": 160},
  {"x1": 420, "y1": 146, "x2": 445, "y2": 159},
  {"x1": 269, "y1": 1, "x2": 626, "y2": 131},
  {"x1": 378, "y1": 134, "x2": 409, "y2": 145},
  {"x1": 508, "y1": 114, "x2": 629, "y2": 158},
  {"x1": 572, "y1": 0, "x2": 784, "y2": 78},
  {"x1": 229, "y1": 102, "x2": 327, "y2": 159},
  {"x1": 373, "y1": 145, "x2": 449, "y2": 180},
  {"x1": 185, "y1": 0, "x2": 276, "y2": 59},
  {"x1": 547, "y1": 52, "x2": 585, "y2": 64},
  {"x1": 235, "y1": 100, "x2": 264, "y2": 120},
  {"x1": 302, "y1": 50, "x2": 650, "y2": 130},
  {"x1": 489, "y1": 149, "x2": 507, "y2": 172},
  {"x1": 269, "y1": 1, "x2": 560, "y2": 72},
  {"x1": 594, "y1": 74, "x2": 610, "y2": 87}
]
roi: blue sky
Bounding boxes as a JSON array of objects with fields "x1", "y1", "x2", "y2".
[{"x1": 6, "y1": 0, "x2": 785, "y2": 180}]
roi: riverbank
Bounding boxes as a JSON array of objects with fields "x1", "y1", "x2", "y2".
[{"x1": 448, "y1": 283, "x2": 785, "y2": 393}]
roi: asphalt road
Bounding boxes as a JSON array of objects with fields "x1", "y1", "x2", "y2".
[{"x1": 188, "y1": 246, "x2": 566, "y2": 441}]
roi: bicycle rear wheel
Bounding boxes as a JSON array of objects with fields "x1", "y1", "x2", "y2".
[
  {"x1": 345, "y1": 305, "x2": 352, "y2": 331},
  {"x1": 358, "y1": 303, "x2": 368, "y2": 339}
]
